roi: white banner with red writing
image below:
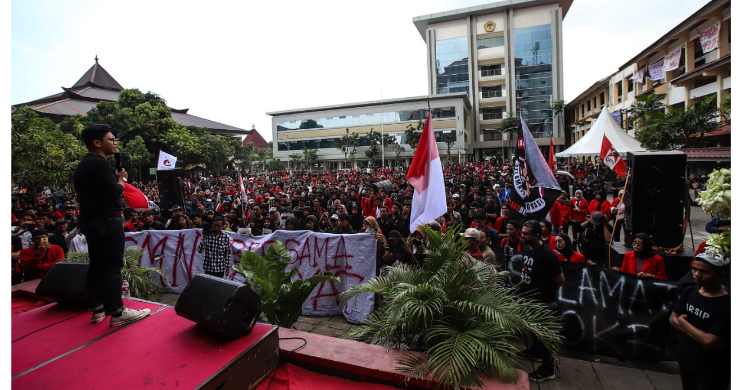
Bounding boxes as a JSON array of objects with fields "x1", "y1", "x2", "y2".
[
  {"x1": 647, "y1": 58, "x2": 665, "y2": 81},
  {"x1": 699, "y1": 21, "x2": 721, "y2": 54},
  {"x1": 630, "y1": 67, "x2": 645, "y2": 84},
  {"x1": 125, "y1": 229, "x2": 377, "y2": 323},
  {"x1": 663, "y1": 47, "x2": 682, "y2": 72}
]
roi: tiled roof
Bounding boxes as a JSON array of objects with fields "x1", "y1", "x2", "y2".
[
  {"x1": 72, "y1": 56, "x2": 124, "y2": 90},
  {"x1": 688, "y1": 124, "x2": 730, "y2": 137},
  {"x1": 171, "y1": 112, "x2": 246, "y2": 134},
  {"x1": 680, "y1": 147, "x2": 731, "y2": 160},
  {"x1": 242, "y1": 130, "x2": 269, "y2": 151}
]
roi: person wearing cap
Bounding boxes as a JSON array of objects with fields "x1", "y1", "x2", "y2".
[
  {"x1": 19, "y1": 228, "x2": 65, "y2": 281},
  {"x1": 612, "y1": 233, "x2": 667, "y2": 280},
  {"x1": 165, "y1": 205, "x2": 184, "y2": 230},
  {"x1": 670, "y1": 252, "x2": 730, "y2": 390},
  {"x1": 471, "y1": 210, "x2": 500, "y2": 255},
  {"x1": 73, "y1": 123, "x2": 151, "y2": 326},
  {"x1": 461, "y1": 228, "x2": 484, "y2": 261},
  {"x1": 517, "y1": 220, "x2": 564, "y2": 382},
  {"x1": 49, "y1": 219, "x2": 70, "y2": 254}
]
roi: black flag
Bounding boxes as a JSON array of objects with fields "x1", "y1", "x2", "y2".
[{"x1": 507, "y1": 115, "x2": 561, "y2": 222}]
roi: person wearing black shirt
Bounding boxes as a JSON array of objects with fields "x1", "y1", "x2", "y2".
[
  {"x1": 73, "y1": 124, "x2": 151, "y2": 327},
  {"x1": 670, "y1": 252, "x2": 730, "y2": 390},
  {"x1": 517, "y1": 220, "x2": 564, "y2": 383},
  {"x1": 137, "y1": 210, "x2": 165, "y2": 231}
]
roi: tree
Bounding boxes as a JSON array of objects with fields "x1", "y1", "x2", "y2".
[
  {"x1": 443, "y1": 133, "x2": 455, "y2": 163},
  {"x1": 119, "y1": 135, "x2": 150, "y2": 182},
  {"x1": 11, "y1": 107, "x2": 86, "y2": 190},
  {"x1": 393, "y1": 144, "x2": 405, "y2": 165},
  {"x1": 404, "y1": 120, "x2": 424, "y2": 150},
  {"x1": 337, "y1": 128, "x2": 358, "y2": 169},
  {"x1": 552, "y1": 100, "x2": 566, "y2": 118},
  {"x1": 364, "y1": 129, "x2": 382, "y2": 167},
  {"x1": 302, "y1": 147, "x2": 318, "y2": 173},
  {"x1": 266, "y1": 157, "x2": 283, "y2": 172},
  {"x1": 498, "y1": 112, "x2": 520, "y2": 133},
  {"x1": 289, "y1": 153, "x2": 303, "y2": 170}
]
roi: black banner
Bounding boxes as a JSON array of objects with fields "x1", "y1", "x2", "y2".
[{"x1": 506, "y1": 257, "x2": 689, "y2": 360}]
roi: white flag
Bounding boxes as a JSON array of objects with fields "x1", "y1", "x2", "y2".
[
  {"x1": 406, "y1": 113, "x2": 447, "y2": 232},
  {"x1": 157, "y1": 150, "x2": 177, "y2": 171}
]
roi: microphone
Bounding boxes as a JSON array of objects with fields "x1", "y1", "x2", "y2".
[{"x1": 114, "y1": 152, "x2": 123, "y2": 171}]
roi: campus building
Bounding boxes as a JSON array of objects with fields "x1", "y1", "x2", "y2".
[
  {"x1": 565, "y1": 0, "x2": 730, "y2": 173},
  {"x1": 269, "y1": 0, "x2": 572, "y2": 168}
]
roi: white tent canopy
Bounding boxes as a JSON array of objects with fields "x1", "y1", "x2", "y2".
[{"x1": 557, "y1": 109, "x2": 646, "y2": 157}]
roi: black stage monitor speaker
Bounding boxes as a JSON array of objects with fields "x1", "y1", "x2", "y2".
[
  {"x1": 35, "y1": 262, "x2": 89, "y2": 304},
  {"x1": 625, "y1": 150, "x2": 687, "y2": 248},
  {"x1": 175, "y1": 274, "x2": 262, "y2": 339}
]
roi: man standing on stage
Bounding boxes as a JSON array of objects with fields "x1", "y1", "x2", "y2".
[{"x1": 73, "y1": 124, "x2": 151, "y2": 327}]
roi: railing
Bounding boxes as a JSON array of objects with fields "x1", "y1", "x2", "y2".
[
  {"x1": 481, "y1": 90, "x2": 504, "y2": 98},
  {"x1": 481, "y1": 112, "x2": 503, "y2": 120},
  {"x1": 480, "y1": 69, "x2": 504, "y2": 77}
]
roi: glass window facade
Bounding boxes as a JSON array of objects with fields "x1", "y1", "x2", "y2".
[
  {"x1": 276, "y1": 107, "x2": 456, "y2": 132},
  {"x1": 477, "y1": 36, "x2": 504, "y2": 49},
  {"x1": 513, "y1": 24, "x2": 553, "y2": 136},
  {"x1": 436, "y1": 37, "x2": 470, "y2": 94},
  {"x1": 480, "y1": 63, "x2": 504, "y2": 77},
  {"x1": 276, "y1": 107, "x2": 458, "y2": 151},
  {"x1": 481, "y1": 85, "x2": 505, "y2": 98},
  {"x1": 481, "y1": 106, "x2": 505, "y2": 120}
]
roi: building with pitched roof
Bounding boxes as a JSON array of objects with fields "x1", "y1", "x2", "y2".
[{"x1": 12, "y1": 56, "x2": 262, "y2": 141}]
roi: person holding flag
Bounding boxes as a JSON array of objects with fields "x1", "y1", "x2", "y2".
[
  {"x1": 506, "y1": 115, "x2": 561, "y2": 223},
  {"x1": 406, "y1": 109, "x2": 447, "y2": 233}
]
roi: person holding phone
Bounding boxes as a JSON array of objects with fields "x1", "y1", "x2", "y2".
[{"x1": 19, "y1": 228, "x2": 65, "y2": 281}]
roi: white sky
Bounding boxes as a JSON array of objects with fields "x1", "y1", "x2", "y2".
[{"x1": 11, "y1": 0, "x2": 713, "y2": 143}]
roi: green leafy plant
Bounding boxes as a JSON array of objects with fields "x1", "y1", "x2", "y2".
[
  {"x1": 64, "y1": 246, "x2": 167, "y2": 300},
  {"x1": 340, "y1": 227, "x2": 563, "y2": 388},
  {"x1": 232, "y1": 241, "x2": 340, "y2": 328},
  {"x1": 697, "y1": 168, "x2": 731, "y2": 259}
]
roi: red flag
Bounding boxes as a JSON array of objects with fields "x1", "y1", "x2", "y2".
[
  {"x1": 599, "y1": 134, "x2": 627, "y2": 177},
  {"x1": 548, "y1": 134, "x2": 557, "y2": 173},
  {"x1": 122, "y1": 183, "x2": 149, "y2": 211},
  {"x1": 406, "y1": 113, "x2": 447, "y2": 232}
]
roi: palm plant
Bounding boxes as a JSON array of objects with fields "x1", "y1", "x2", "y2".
[
  {"x1": 340, "y1": 227, "x2": 563, "y2": 389},
  {"x1": 232, "y1": 241, "x2": 340, "y2": 328},
  {"x1": 65, "y1": 246, "x2": 167, "y2": 300}
]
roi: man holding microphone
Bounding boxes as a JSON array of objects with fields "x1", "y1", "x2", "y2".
[{"x1": 73, "y1": 124, "x2": 151, "y2": 327}]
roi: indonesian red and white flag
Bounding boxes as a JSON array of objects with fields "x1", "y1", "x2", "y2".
[
  {"x1": 239, "y1": 175, "x2": 248, "y2": 202},
  {"x1": 406, "y1": 113, "x2": 447, "y2": 232},
  {"x1": 122, "y1": 183, "x2": 150, "y2": 211},
  {"x1": 548, "y1": 133, "x2": 557, "y2": 173},
  {"x1": 599, "y1": 134, "x2": 627, "y2": 177}
]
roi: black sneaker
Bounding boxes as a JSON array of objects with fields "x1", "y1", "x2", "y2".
[
  {"x1": 528, "y1": 368, "x2": 555, "y2": 382},
  {"x1": 516, "y1": 349, "x2": 542, "y2": 362}
]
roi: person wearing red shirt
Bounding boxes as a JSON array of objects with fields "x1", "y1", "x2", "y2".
[
  {"x1": 588, "y1": 191, "x2": 611, "y2": 220},
  {"x1": 612, "y1": 233, "x2": 668, "y2": 280},
  {"x1": 360, "y1": 188, "x2": 377, "y2": 218},
  {"x1": 570, "y1": 190, "x2": 588, "y2": 239},
  {"x1": 556, "y1": 191, "x2": 573, "y2": 235},
  {"x1": 19, "y1": 229, "x2": 65, "y2": 280},
  {"x1": 552, "y1": 233, "x2": 585, "y2": 263},
  {"x1": 462, "y1": 228, "x2": 484, "y2": 261},
  {"x1": 547, "y1": 200, "x2": 563, "y2": 234}
]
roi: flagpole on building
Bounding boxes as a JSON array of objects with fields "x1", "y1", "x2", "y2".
[{"x1": 381, "y1": 88, "x2": 385, "y2": 168}]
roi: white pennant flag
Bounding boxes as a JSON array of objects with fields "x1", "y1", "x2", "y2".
[{"x1": 157, "y1": 150, "x2": 177, "y2": 171}]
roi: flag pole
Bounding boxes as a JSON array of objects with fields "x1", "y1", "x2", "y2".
[
  {"x1": 381, "y1": 88, "x2": 385, "y2": 168},
  {"x1": 608, "y1": 167, "x2": 631, "y2": 268}
]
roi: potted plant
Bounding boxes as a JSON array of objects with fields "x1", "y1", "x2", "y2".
[
  {"x1": 232, "y1": 240, "x2": 340, "y2": 328},
  {"x1": 340, "y1": 227, "x2": 563, "y2": 388}
]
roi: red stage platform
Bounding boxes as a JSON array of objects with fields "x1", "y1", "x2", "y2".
[{"x1": 12, "y1": 299, "x2": 279, "y2": 389}]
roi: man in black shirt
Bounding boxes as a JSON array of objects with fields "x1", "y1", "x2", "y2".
[
  {"x1": 137, "y1": 210, "x2": 166, "y2": 231},
  {"x1": 517, "y1": 220, "x2": 564, "y2": 383},
  {"x1": 73, "y1": 124, "x2": 151, "y2": 327},
  {"x1": 670, "y1": 252, "x2": 730, "y2": 390}
]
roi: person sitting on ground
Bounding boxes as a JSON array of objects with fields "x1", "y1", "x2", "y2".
[
  {"x1": 49, "y1": 219, "x2": 69, "y2": 254},
  {"x1": 137, "y1": 210, "x2": 165, "y2": 231},
  {"x1": 552, "y1": 233, "x2": 585, "y2": 263},
  {"x1": 612, "y1": 233, "x2": 668, "y2": 280},
  {"x1": 330, "y1": 213, "x2": 355, "y2": 234}
]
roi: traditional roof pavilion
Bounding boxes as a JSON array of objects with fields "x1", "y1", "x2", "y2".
[
  {"x1": 13, "y1": 56, "x2": 260, "y2": 139},
  {"x1": 242, "y1": 124, "x2": 269, "y2": 152}
]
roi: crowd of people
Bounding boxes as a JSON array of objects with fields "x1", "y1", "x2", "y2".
[
  {"x1": 11, "y1": 158, "x2": 664, "y2": 282},
  {"x1": 11, "y1": 135, "x2": 729, "y2": 386}
]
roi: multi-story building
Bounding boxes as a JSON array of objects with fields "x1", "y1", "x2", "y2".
[
  {"x1": 566, "y1": 0, "x2": 730, "y2": 172},
  {"x1": 269, "y1": 0, "x2": 572, "y2": 168},
  {"x1": 413, "y1": 0, "x2": 573, "y2": 161},
  {"x1": 267, "y1": 93, "x2": 471, "y2": 170}
]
